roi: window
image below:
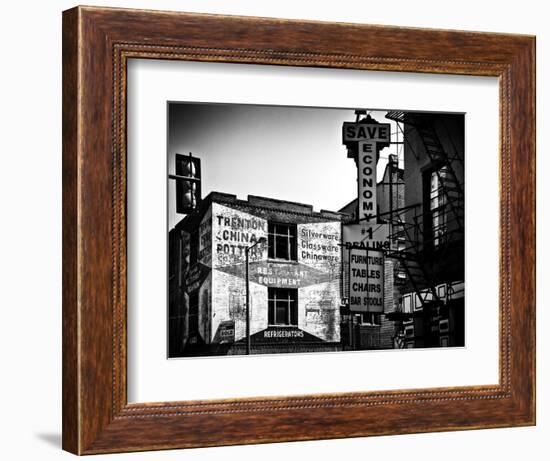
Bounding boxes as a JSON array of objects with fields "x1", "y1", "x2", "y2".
[
  {"x1": 268, "y1": 288, "x2": 298, "y2": 326},
  {"x1": 360, "y1": 312, "x2": 380, "y2": 325},
  {"x1": 268, "y1": 222, "x2": 297, "y2": 261},
  {"x1": 428, "y1": 166, "x2": 449, "y2": 247}
]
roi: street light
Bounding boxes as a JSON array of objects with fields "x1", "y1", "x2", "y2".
[{"x1": 245, "y1": 236, "x2": 267, "y2": 355}]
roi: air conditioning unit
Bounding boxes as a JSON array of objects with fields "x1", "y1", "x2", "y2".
[
  {"x1": 437, "y1": 283, "x2": 448, "y2": 302},
  {"x1": 402, "y1": 294, "x2": 413, "y2": 314},
  {"x1": 413, "y1": 293, "x2": 423, "y2": 311},
  {"x1": 449, "y1": 281, "x2": 465, "y2": 300},
  {"x1": 414, "y1": 289, "x2": 433, "y2": 310}
]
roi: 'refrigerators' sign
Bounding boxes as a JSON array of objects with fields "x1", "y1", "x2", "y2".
[{"x1": 343, "y1": 223, "x2": 389, "y2": 313}]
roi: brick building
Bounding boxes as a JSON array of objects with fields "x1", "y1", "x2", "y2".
[
  {"x1": 384, "y1": 112, "x2": 465, "y2": 348},
  {"x1": 169, "y1": 192, "x2": 344, "y2": 357}
]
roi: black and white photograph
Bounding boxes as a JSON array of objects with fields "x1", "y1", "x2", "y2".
[
  {"x1": 167, "y1": 103, "x2": 465, "y2": 358},
  {"x1": 2, "y1": 0, "x2": 543, "y2": 458}
]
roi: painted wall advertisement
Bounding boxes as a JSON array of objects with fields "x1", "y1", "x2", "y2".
[{"x1": 210, "y1": 203, "x2": 342, "y2": 342}]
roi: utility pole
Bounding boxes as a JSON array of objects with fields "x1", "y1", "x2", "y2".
[{"x1": 245, "y1": 237, "x2": 267, "y2": 355}]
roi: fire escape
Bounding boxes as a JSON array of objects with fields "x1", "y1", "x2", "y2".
[{"x1": 383, "y1": 111, "x2": 465, "y2": 346}]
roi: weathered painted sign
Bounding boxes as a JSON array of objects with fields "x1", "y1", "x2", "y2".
[
  {"x1": 217, "y1": 260, "x2": 331, "y2": 288},
  {"x1": 185, "y1": 263, "x2": 210, "y2": 294},
  {"x1": 212, "y1": 204, "x2": 267, "y2": 268},
  {"x1": 214, "y1": 217, "x2": 341, "y2": 289},
  {"x1": 212, "y1": 320, "x2": 235, "y2": 344},
  {"x1": 298, "y1": 222, "x2": 341, "y2": 270},
  {"x1": 255, "y1": 263, "x2": 324, "y2": 287},
  {"x1": 250, "y1": 327, "x2": 324, "y2": 343},
  {"x1": 210, "y1": 202, "x2": 341, "y2": 343},
  {"x1": 198, "y1": 208, "x2": 212, "y2": 266}
]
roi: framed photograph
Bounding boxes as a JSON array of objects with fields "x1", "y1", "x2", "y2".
[{"x1": 62, "y1": 6, "x2": 535, "y2": 455}]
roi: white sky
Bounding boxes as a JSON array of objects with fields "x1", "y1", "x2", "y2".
[{"x1": 168, "y1": 103, "x2": 401, "y2": 229}]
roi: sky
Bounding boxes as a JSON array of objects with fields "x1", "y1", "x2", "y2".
[{"x1": 167, "y1": 103, "x2": 402, "y2": 229}]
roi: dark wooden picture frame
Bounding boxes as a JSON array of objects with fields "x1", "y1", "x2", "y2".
[{"x1": 62, "y1": 5, "x2": 535, "y2": 455}]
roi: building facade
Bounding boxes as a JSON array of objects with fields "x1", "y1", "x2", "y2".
[
  {"x1": 169, "y1": 192, "x2": 344, "y2": 357},
  {"x1": 338, "y1": 154, "x2": 406, "y2": 350},
  {"x1": 384, "y1": 112, "x2": 465, "y2": 348}
]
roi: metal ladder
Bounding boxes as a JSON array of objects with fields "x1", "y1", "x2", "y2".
[
  {"x1": 384, "y1": 205, "x2": 443, "y2": 319},
  {"x1": 385, "y1": 111, "x2": 464, "y2": 234}
]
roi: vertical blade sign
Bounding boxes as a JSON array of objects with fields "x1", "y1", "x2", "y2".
[
  {"x1": 342, "y1": 121, "x2": 391, "y2": 221},
  {"x1": 358, "y1": 141, "x2": 376, "y2": 221}
]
